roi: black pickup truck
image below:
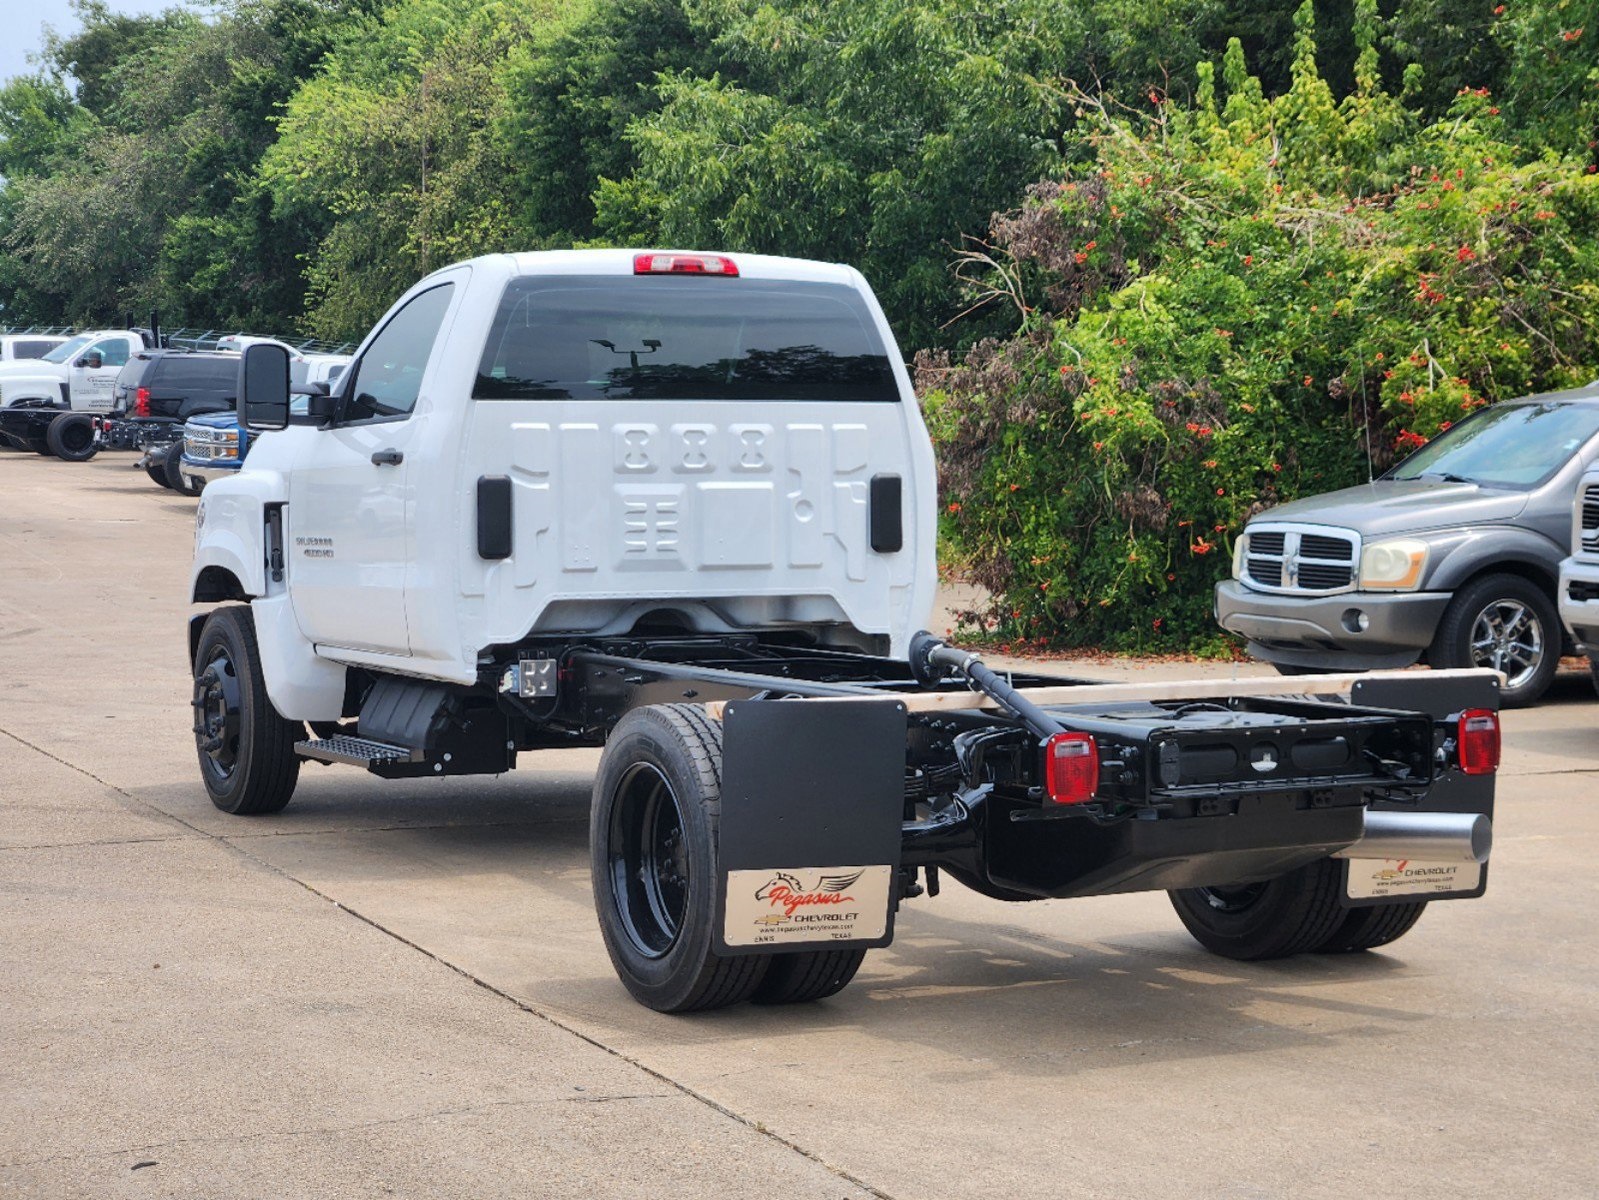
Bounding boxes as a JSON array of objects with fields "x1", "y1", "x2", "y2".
[{"x1": 98, "y1": 350, "x2": 239, "y2": 492}]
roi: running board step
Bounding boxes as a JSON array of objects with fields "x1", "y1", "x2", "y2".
[{"x1": 295, "y1": 735, "x2": 423, "y2": 767}]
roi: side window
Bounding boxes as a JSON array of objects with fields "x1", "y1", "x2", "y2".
[
  {"x1": 341, "y1": 283, "x2": 455, "y2": 423},
  {"x1": 88, "y1": 339, "x2": 131, "y2": 368}
]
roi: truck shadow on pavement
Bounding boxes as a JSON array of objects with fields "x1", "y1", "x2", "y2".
[{"x1": 152, "y1": 769, "x2": 1441, "y2": 1071}]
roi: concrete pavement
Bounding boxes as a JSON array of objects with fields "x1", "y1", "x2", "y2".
[{"x1": 2, "y1": 451, "x2": 1597, "y2": 1198}]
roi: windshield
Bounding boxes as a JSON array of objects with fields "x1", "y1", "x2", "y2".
[
  {"x1": 475, "y1": 276, "x2": 899, "y2": 402},
  {"x1": 41, "y1": 335, "x2": 93, "y2": 364},
  {"x1": 1386, "y1": 400, "x2": 1599, "y2": 488}
]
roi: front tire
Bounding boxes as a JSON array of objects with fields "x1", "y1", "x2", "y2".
[
  {"x1": 46, "y1": 412, "x2": 98, "y2": 461},
  {"x1": 591, "y1": 704, "x2": 768, "y2": 1012},
  {"x1": 1428, "y1": 573, "x2": 1559, "y2": 707},
  {"x1": 192, "y1": 606, "x2": 302, "y2": 815},
  {"x1": 1169, "y1": 858, "x2": 1346, "y2": 960},
  {"x1": 162, "y1": 442, "x2": 201, "y2": 495}
]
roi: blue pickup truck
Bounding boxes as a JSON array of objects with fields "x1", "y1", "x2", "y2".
[{"x1": 179, "y1": 356, "x2": 347, "y2": 490}]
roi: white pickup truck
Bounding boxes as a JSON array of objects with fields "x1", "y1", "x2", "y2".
[
  {"x1": 0, "y1": 329, "x2": 148, "y2": 457},
  {"x1": 190, "y1": 249, "x2": 1501, "y2": 1012}
]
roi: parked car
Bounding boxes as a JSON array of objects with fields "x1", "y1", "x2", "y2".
[
  {"x1": 1216, "y1": 383, "x2": 1599, "y2": 705},
  {"x1": 178, "y1": 355, "x2": 349, "y2": 492},
  {"x1": 0, "y1": 333, "x2": 69, "y2": 362},
  {"x1": 98, "y1": 349, "x2": 241, "y2": 492}
]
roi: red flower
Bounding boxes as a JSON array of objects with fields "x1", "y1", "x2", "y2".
[
  {"x1": 1215, "y1": 487, "x2": 1226, "y2": 496},
  {"x1": 1457, "y1": 245, "x2": 1476, "y2": 262},
  {"x1": 947, "y1": 502, "x2": 961, "y2": 513}
]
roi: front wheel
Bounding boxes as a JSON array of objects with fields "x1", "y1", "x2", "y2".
[
  {"x1": 1428, "y1": 573, "x2": 1559, "y2": 707},
  {"x1": 590, "y1": 704, "x2": 769, "y2": 1012},
  {"x1": 1169, "y1": 858, "x2": 1346, "y2": 960},
  {"x1": 192, "y1": 606, "x2": 302, "y2": 814}
]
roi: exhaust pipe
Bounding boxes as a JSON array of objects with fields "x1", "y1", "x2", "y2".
[{"x1": 1332, "y1": 810, "x2": 1491, "y2": 865}]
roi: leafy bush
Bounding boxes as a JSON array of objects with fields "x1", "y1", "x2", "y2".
[{"x1": 921, "y1": 1, "x2": 1599, "y2": 653}]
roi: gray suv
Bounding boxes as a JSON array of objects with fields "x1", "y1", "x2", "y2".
[{"x1": 1215, "y1": 384, "x2": 1599, "y2": 705}]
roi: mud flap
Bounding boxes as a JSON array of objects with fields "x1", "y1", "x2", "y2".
[{"x1": 715, "y1": 698, "x2": 907, "y2": 955}]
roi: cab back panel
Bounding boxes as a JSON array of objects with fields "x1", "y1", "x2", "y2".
[{"x1": 457, "y1": 400, "x2": 928, "y2": 648}]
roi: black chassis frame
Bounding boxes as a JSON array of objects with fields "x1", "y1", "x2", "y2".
[
  {"x1": 98, "y1": 416, "x2": 182, "y2": 454},
  {"x1": 0, "y1": 403, "x2": 74, "y2": 451},
  {"x1": 307, "y1": 630, "x2": 1490, "y2": 910}
]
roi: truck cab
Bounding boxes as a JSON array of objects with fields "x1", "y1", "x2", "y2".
[{"x1": 195, "y1": 250, "x2": 936, "y2": 705}]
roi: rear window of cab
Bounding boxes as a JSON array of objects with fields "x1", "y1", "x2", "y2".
[{"x1": 474, "y1": 275, "x2": 899, "y2": 403}]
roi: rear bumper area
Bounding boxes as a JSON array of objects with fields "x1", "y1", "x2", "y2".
[{"x1": 1214, "y1": 579, "x2": 1450, "y2": 670}]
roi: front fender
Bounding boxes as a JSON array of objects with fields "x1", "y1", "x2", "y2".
[
  {"x1": 191, "y1": 469, "x2": 289, "y2": 601},
  {"x1": 1, "y1": 373, "x2": 65, "y2": 406},
  {"x1": 1422, "y1": 526, "x2": 1565, "y2": 593}
]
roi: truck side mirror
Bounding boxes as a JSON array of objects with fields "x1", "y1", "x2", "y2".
[
  {"x1": 239, "y1": 343, "x2": 291, "y2": 432},
  {"x1": 76, "y1": 353, "x2": 102, "y2": 370}
]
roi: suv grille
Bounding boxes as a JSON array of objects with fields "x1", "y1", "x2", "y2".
[
  {"x1": 1582, "y1": 484, "x2": 1599, "y2": 553},
  {"x1": 1242, "y1": 524, "x2": 1359, "y2": 595}
]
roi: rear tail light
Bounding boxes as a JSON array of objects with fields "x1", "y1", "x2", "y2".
[
  {"x1": 633, "y1": 252, "x2": 739, "y2": 276},
  {"x1": 1043, "y1": 731, "x2": 1099, "y2": 804},
  {"x1": 134, "y1": 386, "x2": 150, "y2": 417},
  {"x1": 1457, "y1": 708, "x2": 1500, "y2": 775}
]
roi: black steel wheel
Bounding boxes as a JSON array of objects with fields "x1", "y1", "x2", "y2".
[
  {"x1": 1169, "y1": 858, "x2": 1346, "y2": 960},
  {"x1": 1314, "y1": 901, "x2": 1428, "y2": 953},
  {"x1": 46, "y1": 412, "x2": 98, "y2": 461},
  {"x1": 591, "y1": 704, "x2": 768, "y2": 1012},
  {"x1": 1428, "y1": 573, "x2": 1558, "y2": 707},
  {"x1": 192, "y1": 606, "x2": 302, "y2": 815},
  {"x1": 146, "y1": 458, "x2": 174, "y2": 488}
]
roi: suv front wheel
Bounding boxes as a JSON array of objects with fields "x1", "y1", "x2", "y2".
[{"x1": 1428, "y1": 572, "x2": 1559, "y2": 707}]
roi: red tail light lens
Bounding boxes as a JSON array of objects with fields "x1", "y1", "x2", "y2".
[
  {"x1": 633, "y1": 252, "x2": 739, "y2": 276},
  {"x1": 1043, "y1": 731, "x2": 1099, "y2": 804},
  {"x1": 1457, "y1": 708, "x2": 1500, "y2": 775},
  {"x1": 134, "y1": 386, "x2": 150, "y2": 417}
]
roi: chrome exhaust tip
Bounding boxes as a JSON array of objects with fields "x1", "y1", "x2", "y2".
[{"x1": 1331, "y1": 810, "x2": 1491, "y2": 865}]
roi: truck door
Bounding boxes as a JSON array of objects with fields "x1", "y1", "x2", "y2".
[
  {"x1": 288, "y1": 280, "x2": 459, "y2": 656},
  {"x1": 70, "y1": 336, "x2": 132, "y2": 411}
]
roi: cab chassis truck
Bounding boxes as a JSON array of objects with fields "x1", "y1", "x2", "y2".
[{"x1": 189, "y1": 250, "x2": 1499, "y2": 1013}]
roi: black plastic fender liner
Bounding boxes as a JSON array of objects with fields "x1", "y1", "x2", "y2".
[{"x1": 715, "y1": 698, "x2": 907, "y2": 955}]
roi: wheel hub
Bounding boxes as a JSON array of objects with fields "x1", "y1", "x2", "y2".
[
  {"x1": 192, "y1": 653, "x2": 242, "y2": 777},
  {"x1": 1470, "y1": 599, "x2": 1543, "y2": 689},
  {"x1": 609, "y1": 764, "x2": 691, "y2": 958}
]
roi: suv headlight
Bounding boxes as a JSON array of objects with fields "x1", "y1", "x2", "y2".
[
  {"x1": 1231, "y1": 535, "x2": 1246, "y2": 580},
  {"x1": 1360, "y1": 538, "x2": 1429, "y2": 590}
]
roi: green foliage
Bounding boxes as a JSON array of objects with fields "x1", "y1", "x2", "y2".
[{"x1": 924, "y1": 8, "x2": 1599, "y2": 652}]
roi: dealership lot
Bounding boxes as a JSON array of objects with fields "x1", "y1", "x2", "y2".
[{"x1": 3, "y1": 453, "x2": 1597, "y2": 1199}]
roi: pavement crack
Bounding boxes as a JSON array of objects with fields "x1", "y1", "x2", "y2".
[{"x1": 0, "y1": 724, "x2": 896, "y2": 1200}]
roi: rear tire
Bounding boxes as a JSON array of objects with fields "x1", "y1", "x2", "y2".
[
  {"x1": 28, "y1": 436, "x2": 52, "y2": 455},
  {"x1": 1169, "y1": 858, "x2": 1346, "y2": 960},
  {"x1": 146, "y1": 459, "x2": 174, "y2": 488},
  {"x1": 192, "y1": 606, "x2": 302, "y2": 815},
  {"x1": 46, "y1": 412, "x2": 97, "y2": 461},
  {"x1": 751, "y1": 948, "x2": 867, "y2": 1005},
  {"x1": 1314, "y1": 901, "x2": 1427, "y2": 953},
  {"x1": 591, "y1": 704, "x2": 769, "y2": 1012}
]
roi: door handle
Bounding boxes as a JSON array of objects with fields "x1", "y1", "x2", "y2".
[{"x1": 371, "y1": 448, "x2": 403, "y2": 466}]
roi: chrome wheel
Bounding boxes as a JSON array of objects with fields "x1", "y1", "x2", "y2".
[{"x1": 1469, "y1": 599, "x2": 1544, "y2": 690}]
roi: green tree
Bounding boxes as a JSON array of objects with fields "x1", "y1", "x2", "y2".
[{"x1": 925, "y1": 4, "x2": 1599, "y2": 652}]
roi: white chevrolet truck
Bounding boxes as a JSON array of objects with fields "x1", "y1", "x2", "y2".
[
  {"x1": 0, "y1": 328, "x2": 148, "y2": 458},
  {"x1": 190, "y1": 249, "x2": 1501, "y2": 1012}
]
